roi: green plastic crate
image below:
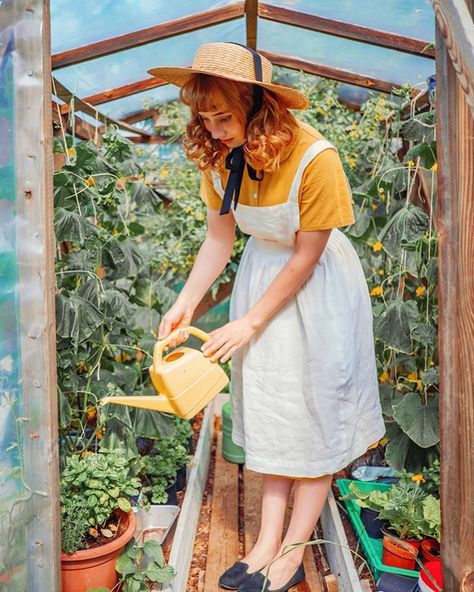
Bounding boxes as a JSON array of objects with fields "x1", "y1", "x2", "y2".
[{"x1": 336, "y1": 478, "x2": 419, "y2": 581}]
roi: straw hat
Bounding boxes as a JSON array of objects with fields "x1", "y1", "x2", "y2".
[{"x1": 147, "y1": 42, "x2": 308, "y2": 110}]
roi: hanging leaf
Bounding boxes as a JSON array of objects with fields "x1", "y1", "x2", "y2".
[
  {"x1": 55, "y1": 293, "x2": 103, "y2": 348},
  {"x1": 392, "y1": 392, "x2": 439, "y2": 448},
  {"x1": 378, "y1": 384, "x2": 404, "y2": 417},
  {"x1": 374, "y1": 299, "x2": 412, "y2": 353},
  {"x1": 347, "y1": 209, "x2": 371, "y2": 238},
  {"x1": 58, "y1": 389, "x2": 72, "y2": 428},
  {"x1": 132, "y1": 408, "x2": 175, "y2": 439},
  {"x1": 103, "y1": 236, "x2": 144, "y2": 277},
  {"x1": 384, "y1": 420, "x2": 439, "y2": 472},
  {"x1": 54, "y1": 207, "x2": 98, "y2": 244},
  {"x1": 412, "y1": 323, "x2": 437, "y2": 346},
  {"x1": 421, "y1": 367, "x2": 439, "y2": 386},
  {"x1": 378, "y1": 205, "x2": 429, "y2": 260},
  {"x1": 103, "y1": 288, "x2": 136, "y2": 321}
]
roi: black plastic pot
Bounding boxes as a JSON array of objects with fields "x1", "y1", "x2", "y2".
[
  {"x1": 360, "y1": 506, "x2": 389, "y2": 539},
  {"x1": 176, "y1": 466, "x2": 187, "y2": 492},
  {"x1": 164, "y1": 480, "x2": 178, "y2": 506}
]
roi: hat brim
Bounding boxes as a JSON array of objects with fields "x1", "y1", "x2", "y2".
[{"x1": 147, "y1": 66, "x2": 309, "y2": 110}]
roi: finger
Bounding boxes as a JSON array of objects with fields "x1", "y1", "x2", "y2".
[
  {"x1": 211, "y1": 341, "x2": 235, "y2": 363},
  {"x1": 221, "y1": 344, "x2": 238, "y2": 363},
  {"x1": 203, "y1": 336, "x2": 227, "y2": 357}
]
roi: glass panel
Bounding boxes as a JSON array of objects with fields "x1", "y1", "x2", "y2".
[
  {"x1": 51, "y1": 0, "x2": 236, "y2": 53},
  {"x1": 53, "y1": 19, "x2": 245, "y2": 97},
  {"x1": 268, "y1": 0, "x2": 434, "y2": 41},
  {"x1": 259, "y1": 20, "x2": 435, "y2": 88}
]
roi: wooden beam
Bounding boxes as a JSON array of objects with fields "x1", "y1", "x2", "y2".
[
  {"x1": 194, "y1": 279, "x2": 235, "y2": 321},
  {"x1": 261, "y1": 50, "x2": 403, "y2": 95},
  {"x1": 246, "y1": 0, "x2": 258, "y2": 49},
  {"x1": 431, "y1": 0, "x2": 474, "y2": 119},
  {"x1": 60, "y1": 77, "x2": 168, "y2": 112},
  {"x1": 51, "y1": 3, "x2": 245, "y2": 69},
  {"x1": 258, "y1": 3, "x2": 435, "y2": 59},
  {"x1": 127, "y1": 134, "x2": 178, "y2": 144},
  {"x1": 122, "y1": 108, "x2": 160, "y2": 125},
  {"x1": 435, "y1": 10, "x2": 474, "y2": 592},
  {"x1": 52, "y1": 101, "x2": 100, "y2": 142},
  {"x1": 52, "y1": 78, "x2": 152, "y2": 138}
]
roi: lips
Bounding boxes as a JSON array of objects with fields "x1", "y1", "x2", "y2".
[{"x1": 222, "y1": 138, "x2": 233, "y2": 145}]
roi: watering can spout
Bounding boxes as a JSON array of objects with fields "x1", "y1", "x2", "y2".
[
  {"x1": 100, "y1": 394, "x2": 177, "y2": 414},
  {"x1": 99, "y1": 326, "x2": 229, "y2": 420}
]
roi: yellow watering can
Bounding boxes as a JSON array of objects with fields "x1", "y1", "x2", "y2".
[{"x1": 100, "y1": 326, "x2": 229, "y2": 420}]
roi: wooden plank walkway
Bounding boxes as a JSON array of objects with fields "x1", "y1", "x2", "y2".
[{"x1": 202, "y1": 432, "x2": 329, "y2": 592}]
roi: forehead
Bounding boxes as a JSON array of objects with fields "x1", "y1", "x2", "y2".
[{"x1": 196, "y1": 91, "x2": 231, "y2": 117}]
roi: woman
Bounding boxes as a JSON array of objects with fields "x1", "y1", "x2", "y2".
[{"x1": 150, "y1": 42, "x2": 385, "y2": 592}]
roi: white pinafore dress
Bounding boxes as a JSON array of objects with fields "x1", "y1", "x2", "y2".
[{"x1": 211, "y1": 140, "x2": 385, "y2": 478}]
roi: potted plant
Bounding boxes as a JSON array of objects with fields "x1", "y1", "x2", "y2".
[
  {"x1": 60, "y1": 448, "x2": 141, "y2": 592},
  {"x1": 377, "y1": 480, "x2": 429, "y2": 570},
  {"x1": 88, "y1": 538, "x2": 176, "y2": 592},
  {"x1": 138, "y1": 435, "x2": 190, "y2": 506},
  {"x1": 346, "y1": 482, "x2": 390, "y2": 539},
  {"x1": 419, "y1": 495, "x2": 441, "y2": 565}
]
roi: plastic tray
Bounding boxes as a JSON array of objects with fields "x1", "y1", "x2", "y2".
[
  {"x1": 133, "y1": 504, "x2": 180, "y2": 545},
  {"x1": 336, "y1": 478, "x2": 419, "y2": 581}
]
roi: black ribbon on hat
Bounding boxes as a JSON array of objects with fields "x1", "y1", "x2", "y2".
[{"x1": 219, "y1": 43, "x2": 264, "y2": 216}]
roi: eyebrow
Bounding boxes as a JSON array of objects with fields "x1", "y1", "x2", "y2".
[{"x1": 198, "y1": 111, "x2": 230, "y2": 117}]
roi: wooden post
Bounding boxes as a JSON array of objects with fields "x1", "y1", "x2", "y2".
[{"x1": 433, "y1": 0, "x2": 474, "y2": 589}]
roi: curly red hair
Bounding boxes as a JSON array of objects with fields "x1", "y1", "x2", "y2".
[{"x1": 179, "y1": 74, "x2": 297, "y2": 173}]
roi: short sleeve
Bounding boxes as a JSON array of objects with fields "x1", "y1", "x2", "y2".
[
  {"x1": 298, "y1": 148, "x2": 355, "y2": 231},
  {"x1": 200, "y1": 169, "x2": 222, "y2": 211}
]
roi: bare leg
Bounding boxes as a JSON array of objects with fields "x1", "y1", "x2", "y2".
[
  {"x1": 262, "y1": 474, "x2": 333, "y2": 589},
  {"x1": 243, "y1": 473, "x2": 293, "y2": 572}
]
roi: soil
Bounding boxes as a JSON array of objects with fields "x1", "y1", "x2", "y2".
[{"x1": 81, "y1": 510, "x2": 130, "y2": 550}]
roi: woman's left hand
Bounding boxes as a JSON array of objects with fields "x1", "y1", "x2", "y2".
[{"x1": 201, "y1": 318, "x2": 256, "y2": 363}]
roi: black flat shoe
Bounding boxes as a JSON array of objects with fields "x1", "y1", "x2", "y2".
[
  {"x1": 238, "y1": 563, "x2": 305, "y2": 592},
  {"x1": 219, "y1": 561, "x2": 254, "y2": 589}
]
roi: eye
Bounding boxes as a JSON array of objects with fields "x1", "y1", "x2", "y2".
[{"x1": 219, "y1": 116, "x2": 231, "y2": 123}]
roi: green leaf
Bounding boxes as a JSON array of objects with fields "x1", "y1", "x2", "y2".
[
  {"x1": 392, "y1": 393, "x2": 439, "y2": 448},
  {"x1": 374, "y1": 299, "x2": 412, "y2": 353},
  {"x1": 58, "y1": 389, "x2": 72, "y2": 428},
  {"x1": 143, "y1": 540, "x2": 165, "y2": 566},
  {"x1": 412, "y1": 323, "x2": 437, "y2": 346},
  {"x1": 378, "y1": 206, "x2": 429, "y2": 260},
  {"x1": 348, "y1": 209, "x2": 371, "y2": 238},
  {"x1": 117, "y1": 498, "x2": 131, "y2": 512},
  {"x1": 144, "y1": 564, "x2": 176, "y2": 584},
  {"x1": 379, "y1": 384, "x2": 404, "y2": 417},
  {"x1": 421, "y1": 367, "x2": 439, "y2": 386},
  {"x1": 116, "y1": 552, "x2": 137, "y2": 576},
  {"x1": 54, "y1": 207, "x2": 99, "y2": 243},
  {"x1": 55, "y1": 293, "x2": 103, "y2": 348}
]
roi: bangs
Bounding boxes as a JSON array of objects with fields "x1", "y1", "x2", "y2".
[{"x1": 180, "y1": 75, "x2": 227, "y2": 113}]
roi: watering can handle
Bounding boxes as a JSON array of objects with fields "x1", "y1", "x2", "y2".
[{"x1": 153, "y1": 326, "x2": 211, "y2": 366}]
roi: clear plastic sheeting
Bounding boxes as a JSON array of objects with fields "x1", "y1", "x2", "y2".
[
  {"x1": 53, "y1": 19, "x2": 245, "y2": 97},
  {"x1": 259, "y1": 20, "x2": 435, "y2": 88},
  {"x1": 0, "y1": 28, "x2": 28, "y2": 592},
  {"x1": 268, "y1": 0, "x2": 435, "y2": 41},
  {"x1": 51, "y1": 0, "x2": 237, "y2": 53}
]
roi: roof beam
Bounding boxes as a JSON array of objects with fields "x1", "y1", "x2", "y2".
[
  {"x1": 52, "y1": 78, "x2": 152, "y2": 138},
  {"x1": 258, "y1": 3, "x2": 435, "y2": 59},
  {"x1": 261, "y1": 50, "x2": 408, "y2": 95},
  {"x1": 59, "y1": 77, "x2": 168, "y2": 113},
  {"x1": 52, "y1": 3, "x2": 245, "y2": 69},
  {"x1": 246, "y1": 0, "x2": 258, "y2": 49},
  {"x1": 122, "y1": 108, "x2": 160, "y2": 125}
]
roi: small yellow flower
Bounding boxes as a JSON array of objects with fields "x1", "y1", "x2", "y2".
[
  {"x1": 161, "y1": 167, "x2": 169, "y2": 179},
  {"x1": 97, "y1": 428, "x2": 104, "y2": 440},
  {"x1": 430, "y1": 163, "x2": 438, "y2": 172},
  {"x1": 379, "y1": 370, "x2": 389, "y2": 383},
  {"x1": 371, "y1": 204, "x2": 377, "y2": 210},
  {"x1": 378, "y1": 269, "x2": 385, "y2": 275},
  {"x1": 67, "y1": 147, "x2": 75, "y2": 157},
  {"x1": 373, "y1": 241, "x2": 383, "y2": 252},
  {"x1": 85, "y1": 176, "x2": 96, "y2": 186},
  {"x1": 370, "y1": 285, "x2": 383, "y2": 297},
  {"x1": 86, "y1": 405, "x2": 97, "y2": 420},
  {"x1": 411, "y1": 474, "x2": 425, "y2": 483},
  {"x1": 416, "y1": 285, "x2": 426, "y2": 297},
  {"x1": 407, "y1": 372, "x2": 418, "y2": 382},
  {"x1": 407, "y1": 160, "x2": 416, "y2": 168}
]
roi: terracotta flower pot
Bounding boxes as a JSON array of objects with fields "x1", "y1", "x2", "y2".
[
  {"x1": 421, "y1": 539, "x2": 440, "y2": 564},
  {"x1": 382, "y1": 532, "x2": 419, "y2": 571},
  {"x1": 61, "y1": 510, "x2": 136, "y2": 592}
]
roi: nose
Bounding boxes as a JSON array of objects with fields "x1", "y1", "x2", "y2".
[{"x1": 209, "y1": 121, "x2": 225, "y2": 140}]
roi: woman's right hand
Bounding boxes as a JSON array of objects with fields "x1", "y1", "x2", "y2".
[{"x1": 157, "y1": 299, "x2": 195, "y2": 347}]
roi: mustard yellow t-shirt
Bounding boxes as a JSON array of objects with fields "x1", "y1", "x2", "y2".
[{"x1": 199, "y1": 119, "x2": 355, "y2": 231}]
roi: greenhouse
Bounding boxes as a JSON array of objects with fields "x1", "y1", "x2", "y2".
[{"x1": 0, "y1": 1, "x2": 473, "y2": 591}]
